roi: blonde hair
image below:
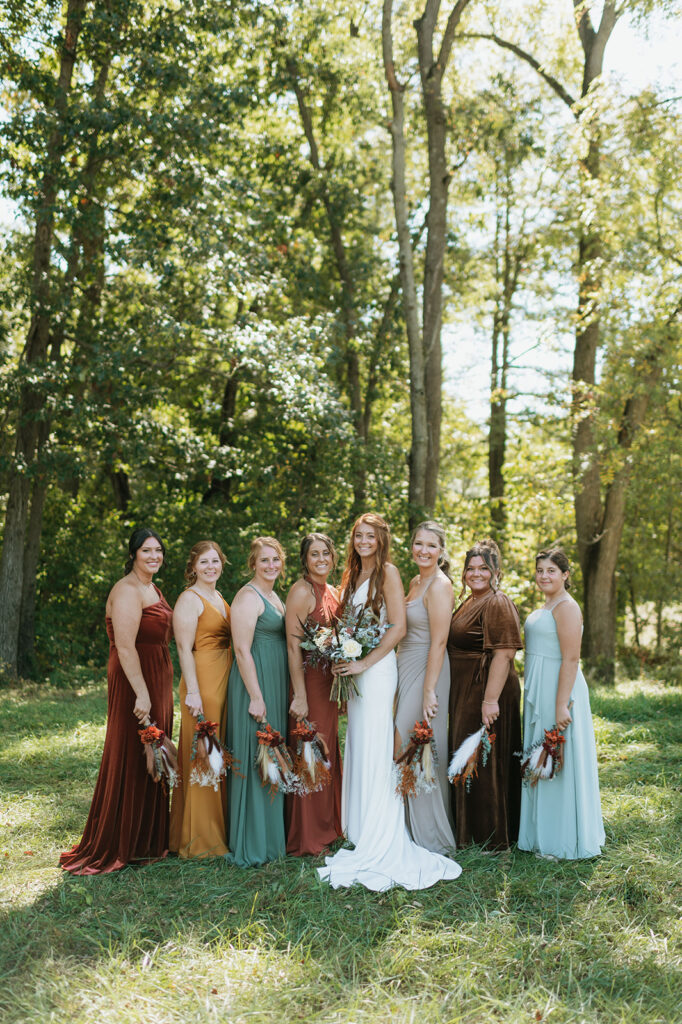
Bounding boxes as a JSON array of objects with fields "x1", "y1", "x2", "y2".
[
  {"x1": 184, "y1": 540, "x2": 226, "y2": 586},
  {"x1": 247, "y1": 536, "x2": 286, "y2": 574},
  {"x1": 340, "y1": 513, "x2": 391, "y2": 618}
]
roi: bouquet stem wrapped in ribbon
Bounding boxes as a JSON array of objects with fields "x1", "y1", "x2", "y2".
[
  {"x1": 255, "y1": 722, "x2": 299, "y2": 796},
  {"x1": 139, "y1": 719, "x2": 179, "y2": 793},
  {"x1": 189, "y1": 713, "x2": 240, "y2": 791},
  {"x1": 520, "y1": 726, "x2": 566, "y2": 786},
  {"x1": 290, "y1": 718, "x2": 332, "y2": 795},
  {"x1": 394, "y1": 719, "x2": 438, "y2": 799},
  {"x1": 447, "y1": 724, "x2": 495, "y2": 793}
]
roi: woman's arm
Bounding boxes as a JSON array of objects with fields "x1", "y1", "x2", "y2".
[
  {"x1": 173, "y1": 591, "x2": 203, "y2": 716},
  {"x1": 336, "y1": 564, "x2": 407, "y2": 675},
  {"x1": 230, "y1": 588, "x2": 267, "y2": 720},
  {"x1": 481, "y1": 649, "x2": 517, "y2": 728},
  {"x1": 285, "y1": 580, "x2": 316, "y2": 720},
  {"x1": 422, "y1": 577, "x2": 454, "y2": 720},
  {"x1": 553, "y1": 600, "x2": 582, "y2": 729},
  {"x1": 109, "y1": 581, "x2": 151, "y2": 722}
]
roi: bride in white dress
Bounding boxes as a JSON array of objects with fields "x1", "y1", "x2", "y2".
[{"x1": 317, "y1": 513, "x2": 462, "y2": 891}]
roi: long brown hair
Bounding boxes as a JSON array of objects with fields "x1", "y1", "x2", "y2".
[{"x1": 340, "y1": 513, "x2": 392, "y2": 617}]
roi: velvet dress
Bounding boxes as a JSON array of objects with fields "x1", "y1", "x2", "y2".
[
  {"x1": 286, "y1": 578, "x2": 343, "y2": 856},
  {"x1": 447, "y1": 590, "x2": 522, "y2": 850},
  {"x1": 60, "y1": 590, "x2": 174, "y2": 874},
  {"x1": 169, "y1": 593, "x2": 231, "y2": 859}
]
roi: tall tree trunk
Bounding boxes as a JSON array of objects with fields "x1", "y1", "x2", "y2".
[
  {"x1": 383, "y1": 0, "x2": 471, "y2": 524},
  {"x1": 0, "y1": 0, "x2": 87, "y2": 677}
]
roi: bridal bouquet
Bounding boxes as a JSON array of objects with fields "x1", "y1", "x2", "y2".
[
  {"x1": 447, "y1": 724, "x2": 495, "y2": 793},
  {"x1": 519, "y1": 726, "x2": 566, "y2": 786},
  {"x1": 139, "y1": 721, "x2": 180, "y2": 793},
  {"x1": 290, "y1": 718, "x2": 332, "y2": 794},
  {"x1": 394, "y1": 719, "x2": 438, "y2": 799},
  {"x1": 299, "y1": 604, "x2": 392, "y2": 705},
  {"x1": 255, "y1": 722, "x2": 299, "y2": 797},
  {"x1": 189, "y1": 714, "x2": 240, "y2": 791}
]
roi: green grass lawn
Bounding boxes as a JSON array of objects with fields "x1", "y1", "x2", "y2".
[{"x1": 1, "y1": 672, "x2": 680, "y2": 1024}]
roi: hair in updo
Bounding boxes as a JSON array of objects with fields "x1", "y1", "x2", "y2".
[
  {"x1": 536, "y1": 547, "x2": 571, "y2": 590},
  {"x1": 299, "y1": 533, "x2": 337, "y2": 575},
  {"x1": 184, "y1": 540, "x2": 227, "y2": 586},
  {"x1": 459, "y1": 538, "x2": 502, "y2": 600},
  {"x1": 124, "y1": 527, "x2": 166, "y2": 575},
  {"x1": 247, "y1": 536, "x2": 286, "y2": 574},
  {"x1": 411, "y1": 520, "x2": 452, "y2": 581}
]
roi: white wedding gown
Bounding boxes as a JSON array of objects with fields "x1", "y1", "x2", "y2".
[{"x1": 317, "y1": 580, "x2": 462, "y2": 891}]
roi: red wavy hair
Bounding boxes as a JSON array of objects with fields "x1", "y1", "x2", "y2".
[{"x1": 340, "y1": 513, "x2": 392, "y2": 618}]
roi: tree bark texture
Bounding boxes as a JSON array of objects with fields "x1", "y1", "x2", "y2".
[
  {"x1": 383, "y1": 0, "x2": 471, "y2": 524},
  {"x1": 0, "y1": 0, "x2": 87, "y2": 677}
]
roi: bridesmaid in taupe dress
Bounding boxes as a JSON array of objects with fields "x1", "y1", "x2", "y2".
[{"x1": 395, "y1": 521, "x2": 456, "y2": 853}]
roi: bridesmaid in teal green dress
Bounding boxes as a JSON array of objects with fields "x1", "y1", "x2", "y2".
[
  {"x1": 518, "y1": 548, "x2": 605, "y2": 860},
  {"x1": 226, "y1": 537, "x2": 289, "y2": 867}
]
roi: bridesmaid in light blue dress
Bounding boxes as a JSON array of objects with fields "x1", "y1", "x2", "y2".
[{"x1": 518, "y1": 548, "x2": 605, "y2": 860}]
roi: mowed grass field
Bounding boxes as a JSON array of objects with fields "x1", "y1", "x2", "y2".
[{"x1": 0, "y1": 672, "x2": 680, "y2": 1024}]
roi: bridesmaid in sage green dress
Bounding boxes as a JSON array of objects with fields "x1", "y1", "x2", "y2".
[{"x1": 226, "y1": 537, "x2": 289, "y2": 867}]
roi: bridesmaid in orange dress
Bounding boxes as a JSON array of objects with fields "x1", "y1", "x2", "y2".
[
  {"x1": 285, "y1": 533, "x2": 343, "y2": 855},
  {"x1": 170, "y1": 541, "x2": 231, "y2": 858},
  {"x1": 60, "y1": 528, "x2": 173, "y2": 874}
]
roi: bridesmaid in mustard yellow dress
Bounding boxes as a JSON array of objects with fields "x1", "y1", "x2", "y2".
[{"x1": 170, "y1": 541, "x2": 232, "y2": 858}]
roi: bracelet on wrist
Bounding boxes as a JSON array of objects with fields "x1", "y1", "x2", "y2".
[{"x1": 482, "y1": 699, "x2": 497, "y2": 705}]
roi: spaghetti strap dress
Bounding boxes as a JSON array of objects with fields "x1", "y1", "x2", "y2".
[
  {"x1": 170, "y1": 593, "x2": 232, "y2": 858},
  {"x1": 395, "y1": 578, "x2": 455, "y2": 853},
  {"x1": 518, "y1": 604, "x2": 605, "y2": 859},
  {"x1": 60, "y1": 590, "x2": 174, "y2": 874},
  {"x1": 225, "y1": 587, "x2": 288, "y2": 867},
  {"x1": 286, "y1": 578, "x2": 343, "y2": 856}
]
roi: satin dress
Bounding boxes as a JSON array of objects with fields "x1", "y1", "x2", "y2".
[{"x1": 170, "y1": 593, "x2": 231, "y2": 858}]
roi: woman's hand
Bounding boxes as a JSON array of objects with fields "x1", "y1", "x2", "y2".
[
  {"x1": 248, "y1": 696, "x2": 266, "y2": 721},
  {"x1": 289, "y1": 694, "x2": 308, "y2": 721},
  {"x1": 185, "y1": 691, "x2": 204, "y2": 717},
  {"x1": 333, "y1": 659, "x2": 364, "y2": 677},
  {"x1": 423, "y1": 688, "x2": 438, "y2": 721},
  {"x1": 481, "y1": 699, "x2": 499, "y2": 728},
  {"x1": 556, "y1": 701, "x2": 572, "y2": 730},
  {"x1": 133, "y1": 692, "x2": 152, "y2": 723}
]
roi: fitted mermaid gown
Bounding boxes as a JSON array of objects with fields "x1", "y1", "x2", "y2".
[
  {"x1": 317, "y1": 579, "x2": 462, "y2": 891},
  {"x1": 518, "y1": 604, "x2": 605, "y2": 859}
]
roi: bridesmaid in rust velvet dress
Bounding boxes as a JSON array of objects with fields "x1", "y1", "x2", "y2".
[
  {"x1": 60, "y1": 528, "x2": 174, "y2": 874},
  {"x1": 447, "y1": 539, "x2": 522, "y2": 851},
  {"x1": 285, "y1": 533, "x2": 343, "y2": 856}
]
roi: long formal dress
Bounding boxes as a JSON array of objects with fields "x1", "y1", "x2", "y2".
[
  {"x1": 518, "y1": 603, "x2": 605, "y2": 859},
  {"x1": 225, "y1": 587, "x2": 288, "y2": 867},
  {"x1": 60, "y1": 590, "x2": 174, "y2": 874},
  {"x1": 447, "y1": 590, "x2": 522, "y2": 850},
  {"x1": 395, "y1": 579, "x2": 456, "y2": 853},
  {"x1": 286, "y1": 577, "x2": 343, "y2": 856},
  {"x1": 317, "y1": 579, "x2": 462, "y2": 891},
  {"x1": 170, "y1": 593, "x2": 231, "y2": 859}
]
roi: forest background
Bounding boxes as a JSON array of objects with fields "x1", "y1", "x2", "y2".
[{"x1": 1, "y1": 0, "x2": 681, "y2": 685}]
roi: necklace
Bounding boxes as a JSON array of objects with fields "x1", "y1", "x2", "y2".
[
  {"x1": 250, "y1": 582, "x2": 284, "y2": 614},
  {"x1": 132, "y1": 569, "x2": 155, "y2": 590}
]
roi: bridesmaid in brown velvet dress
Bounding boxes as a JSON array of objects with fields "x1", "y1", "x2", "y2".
[
  {"x1": 447, "y1": 539, "x2": 522, "y2": 851},
  {"x1": 60, "y1": 528, "x2": 174, "y2": 874},
  {"x1": 285, "y1": 533, "x2": 343, "y2": 856}
]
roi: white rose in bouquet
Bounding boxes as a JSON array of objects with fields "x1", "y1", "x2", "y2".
[{"x1": 341, "y1": 637, "x2": 363, "y2": 659}]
